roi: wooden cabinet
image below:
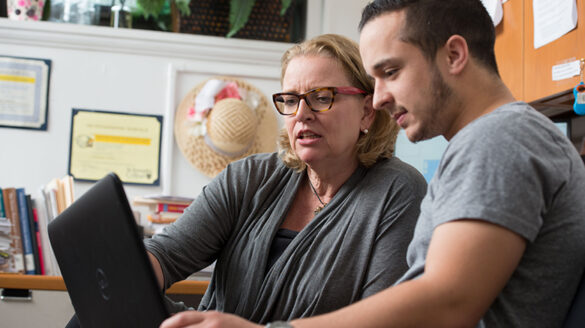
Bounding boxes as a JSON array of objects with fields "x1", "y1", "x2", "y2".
[
  {"x1": 1, "y1": 289, "x2": 75, "y2": 328},
  {"x1": 495, "y1": 0, "x2": 585, "y2": 104}
]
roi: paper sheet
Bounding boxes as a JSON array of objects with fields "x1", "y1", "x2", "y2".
[
  {"x1": 533, "y1": 0, "x2": 578, "y2": 49},
  {"x1": 552, "y1": 59, "x2": 581, "y2": 81},
  {"x1": 480, "y1": 0, "x2": 503, "y2": 26}
]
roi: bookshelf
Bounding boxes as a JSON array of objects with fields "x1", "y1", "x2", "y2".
[{"x1": 0, "y1": 274, "x2": 209, "y2": 294}]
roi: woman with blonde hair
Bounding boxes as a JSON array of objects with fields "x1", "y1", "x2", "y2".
[{"x1": 150, "y1": 34, "x2": 427, "y2": 328}]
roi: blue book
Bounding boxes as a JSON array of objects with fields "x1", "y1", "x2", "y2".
[
  {"x1": 0, "y1": 187, "x2": 5, "y2": 218},
  {"x1": 16, "y1": 188, "x2": 36, "y2": 275}
]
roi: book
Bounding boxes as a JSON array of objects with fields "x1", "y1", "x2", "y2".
[
  {"x1": 35, "y1": 188, "x2": 58, "y2": 276},
  {"x1": 45, "y1": 178, "x2": 64, "y2": 214},
  {"x1": 39, "y1": 175, "x2": 75, "y2": 275},
  {"x1": 141, "y1": 194, "x2": 195, "y2": 203},
  {"x1": 26, "y1": 194, "x2": 43, "y2": 275},
  {"x1": 156, "y1": 203, "x2": 189, "y2": 213},
  {"x1": 61, "y1": 175, "x2": 74, "y2": 208},
  {"x1": 32, "y1": 207, "x2": 46, "y2": 275},
  {"x1": 16, "y1": 188, "x2": 36, "y2": 274},
  {"x1": 56, "y1": 178, "x2": 66, "y2": 214},
  {"x1": 44, "y1": 180, "x2": 60, "y2": 217},
  {"x1": 44, "y1": 176, "x2": 75, "y2": 215},
  {"x1": 133, "y1": 196, "x2": 192, "y2": 217},
  {"x1": 1, "y1": 187, "x2": 25, "y2": 274},
  {"x1": 0, "y1": 188, "x2": 11, "y2": 272},
  {"x1": 146, "y1": 212, "x2": 182, "y2": 224},
  {"x1": 0, "y1": 188, "x2": 5, "y2": 218}
]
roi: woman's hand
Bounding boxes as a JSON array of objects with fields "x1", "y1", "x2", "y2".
[{"x1": 160, "y1": 310, "x2": 264, "y2": 328}]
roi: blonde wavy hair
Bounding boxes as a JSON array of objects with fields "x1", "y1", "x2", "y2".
[{"x1": 277, "y1": 34, "x2": 399, "y2": 171}]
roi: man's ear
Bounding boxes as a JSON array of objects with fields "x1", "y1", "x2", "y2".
[
  {"x1": 361, "y1": 94, "x2": 376, "y2": 130},
  {"x1": 443, "y1": 35, "x2": 469, "y2": 75}
]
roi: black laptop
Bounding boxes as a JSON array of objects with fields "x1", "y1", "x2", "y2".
[{"x1": 48, "y1": 172, "x2": 169, "y2": 328}]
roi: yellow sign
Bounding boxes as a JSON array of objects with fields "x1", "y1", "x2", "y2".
[{"x1": 69, "y1": 109, "x2": 162, "y2": 185}]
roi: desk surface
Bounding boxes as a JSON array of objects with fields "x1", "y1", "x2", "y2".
[{"x1": 0, "y1": 274, "x2": 209, "y2": 295}]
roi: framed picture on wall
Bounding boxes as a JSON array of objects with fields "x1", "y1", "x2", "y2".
[
  {"x1": 0, "y1": 56, "x2": 51, "y2": 130},
  {"x1": 68, "y1": 109, "x2": 163, "y2": 185}
]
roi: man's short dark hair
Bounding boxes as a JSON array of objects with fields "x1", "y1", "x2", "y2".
[{"x1": 359, "y1": 0, "x2": 499, "y2": 76}]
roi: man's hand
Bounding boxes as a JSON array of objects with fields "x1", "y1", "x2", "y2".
[{"x1": 160, "y1": 310, "x2": 263, "y2": 328}]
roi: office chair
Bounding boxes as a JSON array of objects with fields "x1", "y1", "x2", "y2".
[{"x1": 562, "y1": 269, "x2": 585, "y2": 328}]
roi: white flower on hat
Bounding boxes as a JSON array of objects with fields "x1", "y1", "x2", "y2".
[
  {"x1": 192, "y1": 79, "x2": 227, "y2": 121},
  {"x1": 239, "y1": 88, "x2": 261, "y2": 112}
]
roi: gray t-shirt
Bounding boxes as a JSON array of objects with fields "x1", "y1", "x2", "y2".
[
  {"x1": 398, "y1": 102, "x2": 585, "y2": 327},
  {"x1": 145, "y1": 153, "x2": 427, "y2": 323}
]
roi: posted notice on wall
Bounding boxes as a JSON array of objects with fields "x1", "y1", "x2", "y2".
[
  {"x1": 533, "y1": 0, "x2": 577, "y2": 49},
  {"x1": 68, "y1": 109, "x2": 163, "y2": 185}
]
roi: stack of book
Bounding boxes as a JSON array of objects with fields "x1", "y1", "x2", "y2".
[
  {"x1": 133, "y1": 194, "x2": 216, "y2": 278},
  {"x1": 0, "y1": 175, "x2": 74, "y2": 276},
  {"x1": 133, "y1": 195, "x2": 194, "y2": 236}
]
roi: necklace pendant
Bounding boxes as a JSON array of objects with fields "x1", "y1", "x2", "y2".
[{"x1": 314, "y1": 205, "x2": 324, "y2": 215}]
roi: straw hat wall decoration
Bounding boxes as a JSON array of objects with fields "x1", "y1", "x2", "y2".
[{"x1": 175, "y1": 77, "x2": 279, "y2": 177}]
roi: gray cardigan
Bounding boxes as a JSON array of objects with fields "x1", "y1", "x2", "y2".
[{"x1": 145, "y1": 153, "x2": 426, "y2": 324}]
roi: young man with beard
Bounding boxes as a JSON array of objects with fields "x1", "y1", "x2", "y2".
[{"x1": 289, "y1": 0, "x2": 585, "y2": 327}]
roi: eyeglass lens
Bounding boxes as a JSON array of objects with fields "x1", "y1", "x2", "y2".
[{"x1": 274, "y1": 88, "x2": 334, "y2": 115}]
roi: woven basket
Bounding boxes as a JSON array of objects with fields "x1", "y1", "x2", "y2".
[{"x1": 178, "y1": 0, "x2": 306, "y2": 42}]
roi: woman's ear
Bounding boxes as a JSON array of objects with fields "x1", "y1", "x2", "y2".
[{"x1": 361, "y1": 94, "x2": 376, "y2": 130}]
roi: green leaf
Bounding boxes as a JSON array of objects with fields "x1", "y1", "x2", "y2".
[
  {"x1": 41, "y1": 0, "x2": 51, "y2": 21},
  {"x1": 174, "y1": 0, "x2": 191, "y2": 16},
  {"x1": 280, "y1": 0, "x2": 292, "y2": 16},
  {"x1": 136, "y1": 0, "x2": 166, "y2": 18},
  {"x1": 227, "y1": 0, "x2": 255, "y2": 38}
]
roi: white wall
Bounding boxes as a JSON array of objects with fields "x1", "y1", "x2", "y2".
[
  {"x1": 319, "y1": 0, "x2": 371, "y2": 41},
  {"x1": 0, "y1": 0, "x2": 369, "y2": 216}
]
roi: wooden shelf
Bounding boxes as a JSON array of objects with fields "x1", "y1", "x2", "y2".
[
  {"x1": 529, "y1": 88, "x2": 576, "y2": 119},
  {"x1": 0, "y1": 274, "x2": 209, "y2": 295}
]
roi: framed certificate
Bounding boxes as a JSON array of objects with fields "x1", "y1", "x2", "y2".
[
  {"x1": 68, "y1": 109, "x2": 163, "y2": 185},
  {"x1": 0, "y1": 56, "x2": 51, "y2": 130}
]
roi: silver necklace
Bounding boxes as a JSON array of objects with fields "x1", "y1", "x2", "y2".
[{"x1": 308, "y1": 177, "x2": 327, "y2": 215}]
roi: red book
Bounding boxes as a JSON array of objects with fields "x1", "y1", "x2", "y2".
[
  {"x1": 156, "y1": 203, "x2": 188, "y2": 213},
  {"x1": 32, "y1": 208, "x2": 45, "y2": 275}
]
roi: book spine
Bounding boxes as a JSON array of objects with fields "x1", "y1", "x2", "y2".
[
  {"x1": 0, "y1": 188, "x2": 5, "y2": 218},
  {"x1": 3, "y1": 188, "x2": 25, "y2": 274},
  {"x1": 32, "y1": 207, "x2": 46, "y2": 275},
  {"x1": 47, "y1": 188, "x2": 59, "y2": 218},
  {"x1": 16, "y1": 188, "x2": 36, "y2": 274},
  {"x1": 156, "y1": 203, "x2": 189, "y2": 213},
  {"x1": 43, "y1": 186, "x2": 61, "y2": 276},
  {"x1": 36, "y1": 188, "x2": 56, "y2": 275},
  {"x1": 27, "y1": 194, "x2": 42, "y2": 275}
]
